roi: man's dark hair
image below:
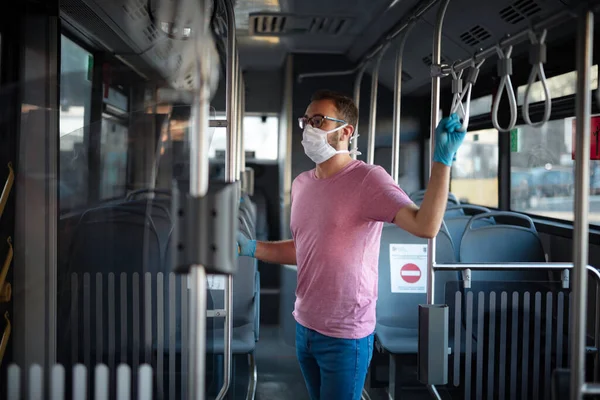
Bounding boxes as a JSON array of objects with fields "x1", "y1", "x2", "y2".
[{"x1": 310, "y1": 90, "x2": 358, "y2": 128}]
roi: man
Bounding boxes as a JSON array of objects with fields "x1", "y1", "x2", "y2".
[{"x1": 237, "y1": 90, "x2": 464, "y2": 400}]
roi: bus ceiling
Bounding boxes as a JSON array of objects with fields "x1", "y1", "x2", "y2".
[{"x1": 58, "y1": 0, "x2": 582, "y2": 95}]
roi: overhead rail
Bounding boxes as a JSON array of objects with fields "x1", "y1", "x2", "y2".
[
  {"x1": 361, "y1": 0, "x2": 439, "y2": 62},
  {"x1": 431, "y1": 9, "x2": 574, "y2": 139},
  {"x1": 440, "y1": 10, "x2": 572, "y2": 75},
  {"x1": 491, "y1": 45, "x2": 517, "y2": 132},
  {"x1": 366, "y1": 43, "x2": 390, "y2": 165},
  {"x1": 297, "y1": 66, "x2": 362, "y2": 83}
]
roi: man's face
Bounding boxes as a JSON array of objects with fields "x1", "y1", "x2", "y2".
[{"x1": 303, "y1": 99, "x2": 352, "y2": 148}]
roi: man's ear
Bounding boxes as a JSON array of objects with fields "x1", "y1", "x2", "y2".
[{"x1": 342, "y1": 125, "x2": 355, "y2": 141}]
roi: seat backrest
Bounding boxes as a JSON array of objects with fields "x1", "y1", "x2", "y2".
[
  {"x1": 376, "y1": 221, "x2": 457, "y2": 329},
  {"x1": 410, "y1": 189, "x2": 460, "y2": 207},
  {"x1": 67, "y1": 205, "x2": 163, "y2": 275},
  {"x1": 460, "y1": 211, "x2": 547, "y2": 280},
  {"x1": 120, "y1": 198, "x2": 173, "y2": 265},
  {"x1": 59, "y1": 205, "x2": 164, "y2": 364},
  {"x1": 444, "y1": 205, "x2": 492, "y2": 261},
  {"x1": 126, "y1": 188, "x2": 172, "y2": 201}
]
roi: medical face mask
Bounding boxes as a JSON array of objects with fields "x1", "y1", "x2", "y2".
[{"x1": 301, "y1": 124, "x2": 361, "y2": 164}]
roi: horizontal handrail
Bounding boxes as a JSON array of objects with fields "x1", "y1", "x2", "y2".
[{"x1": 434, "y1": 262, "x2": 600, "y2": 281}]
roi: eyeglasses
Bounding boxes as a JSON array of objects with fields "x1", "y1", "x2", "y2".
[{"x1": 298, "y1": 114, "x2": 346, "y2": 129}]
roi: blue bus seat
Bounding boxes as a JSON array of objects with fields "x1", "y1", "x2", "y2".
[
  {"x1": 375, "y1": 220, "x2": 457, "y2": 355},
  {"x1": 459, "y1": 211, "x2": 547, "y2": 268},
  {"x1": 409, "y1": 189, "x2": 459, "y2": 206},
  {"x1": 443, "y1": 205, "x2": 492, "y2": 261},
  {"x1": 58, "y1": 205, "x2": 164, "y2": 365}
]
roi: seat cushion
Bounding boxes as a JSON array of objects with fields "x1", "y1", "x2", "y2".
[
  {"x1": 375, "y1": 322, "x2": 418, "y2": 354},
  {"x1": 206, "y1": 322, "x2": 256, "y2": 354}
]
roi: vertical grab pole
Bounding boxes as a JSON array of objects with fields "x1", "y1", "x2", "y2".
[
  {"x1": 570, "y1": 9, "x2": 593, "y2": 400},
  {"x1": 218, "y1": 1, "x2": 237, "y2": 399},
  {"x1": 367, "y1": 44, "x2": 390, "y2": 165},
  {"x1": 352, "y1": 63, "x2": 367, "y2": 160},
  {"x1": 391, "y1": 22, "x2": 416, "y2": 183},
  {"x1": 427, "y1": 0, "x2": 450, "y2": 306},
  {"x1": 188, "y1": 0, "x2": 213, "y2": 398},
  {"x1": 239, "y1": 73, "x2": 246, "y2": 174},
  {"x1": 235, "y1": 56, "x2": 242, "y2": 182},
  {"x1": 225, "y1": 0, "x2": 238, "y2": 183}
]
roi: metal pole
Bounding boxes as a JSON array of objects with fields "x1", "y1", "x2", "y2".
[
  {"x1": 352, "y1": 64, "x2": 367, "y2": 160},
  {"x1": 236, "y1": 66, "x2": 243, "y2": 181},
  {"x1": 240, "y1": 74, "x2": 246, "y2": 173},
  {"x1": 233, "y1": 53, "x2": 240, "y2": 182},
  {"x1": 570, "y1": 9, "x2": 593, "y2": 400},
  {"x1": 391, "y1": 24, "x2": 416, "y2": 183},
  {"x1": 427, "y1": 0, "x2": 450, "y2": 305},
  {"x1": 225, "y1": 0, "x2": 238, "y2": 183},
  {"x1": 367, "y1": 44, "x2": 389, "y2": 165},
  {"x1": 214, "y1": 1, "x2": 237, "y2": 399},
  {"x1": 186, "y1": 0, "x2": 212, "y2": 398}
]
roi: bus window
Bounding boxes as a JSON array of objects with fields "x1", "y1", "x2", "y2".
[
  {"x1": 99, "y1": 117, "x2": 128, "y2": 199},
  {"x1": 209, "y1": 114, "x2": 279, "y2": 160},
  {"x1": 59, "y1": 35, "x2": 92, "y2": 211},
  {"x1": 510, "y1": 116, "x2": 600, "y2": 224},
  {"x1": 450, "y1": 128, "x2": 499, "y2": 208}
]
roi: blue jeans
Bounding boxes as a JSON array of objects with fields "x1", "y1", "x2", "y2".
[{"x1": 295, "y1": 322, "x2": 374, "y2": 400}]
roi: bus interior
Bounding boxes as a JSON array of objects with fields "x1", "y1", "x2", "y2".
[{"x1": 1, "y1": 0, "x2": 600, "y2": 399}]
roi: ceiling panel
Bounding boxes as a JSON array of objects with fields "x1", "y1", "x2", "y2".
[
  {"x1": 345, "y1": 0, "x2": 429, "y2": 62},
  {"x1": 235, "y1": 0, "x2": 396, "y2": 68},
  {"x1": 371, "y1": 13, "x2": 473, "y2": 93},
  {"x1": 369, "y1": 0, "x2": 572, "y2": 95}
]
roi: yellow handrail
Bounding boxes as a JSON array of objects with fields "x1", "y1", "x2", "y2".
[
  {"x1": 0, "y1": 163, "x2": 14, "y2": 219},
  {"x1": 0, "y1": 312, "x2": 11, "y2": 367},
  {"x1": 0, "y1": 237, "x2": 12, "y2": 303}
]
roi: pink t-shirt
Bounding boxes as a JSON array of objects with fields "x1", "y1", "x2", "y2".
[{"x1": 290, "y1": 159, "x2": 413, "y2": 339}]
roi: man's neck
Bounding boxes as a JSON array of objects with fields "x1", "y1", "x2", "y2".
[{"x1": 315, "y1": 154, "x2": 354, "y2": 179}]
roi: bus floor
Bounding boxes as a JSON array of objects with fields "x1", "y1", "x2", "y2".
[{"x1": 249, "y1": 325, "x2": 441, "y2": 400}]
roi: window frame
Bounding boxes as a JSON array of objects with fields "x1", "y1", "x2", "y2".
[
  {"x1": 208, "y1": 111, "x2": 280, "y2": 162},
  {"x1": 459, "y1": 88, "x2": 600, "y2": 231}
]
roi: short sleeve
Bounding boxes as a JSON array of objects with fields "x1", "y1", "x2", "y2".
[{"x1": 359, "y1": 166, "x2": 413, "y2": 222}]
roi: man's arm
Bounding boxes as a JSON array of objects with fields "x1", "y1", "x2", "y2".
[
  {"x1": 392, "y1": 162, "x2": 450, "y2": 239},
  {"x1": 392, "y1": 113, "x2": 464, "y2": 239},
  {"x1": 255, "y1": 240, "x2": 297, "y2": 265},
  {"x1": 237, "y1": 232, "x2": 297, "y2": 265}
]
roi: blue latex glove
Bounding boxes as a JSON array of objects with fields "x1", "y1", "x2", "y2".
[
  {"x1": 237, "y1": 231, "x2": 256, "y2": 258},
  {"x1": 433, "y1": 113, "x2": 465, "y2": 166}
]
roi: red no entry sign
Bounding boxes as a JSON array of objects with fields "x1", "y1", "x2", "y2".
[{"x1": 400, "y1": 263, "x2": 421, "y2": 284}]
